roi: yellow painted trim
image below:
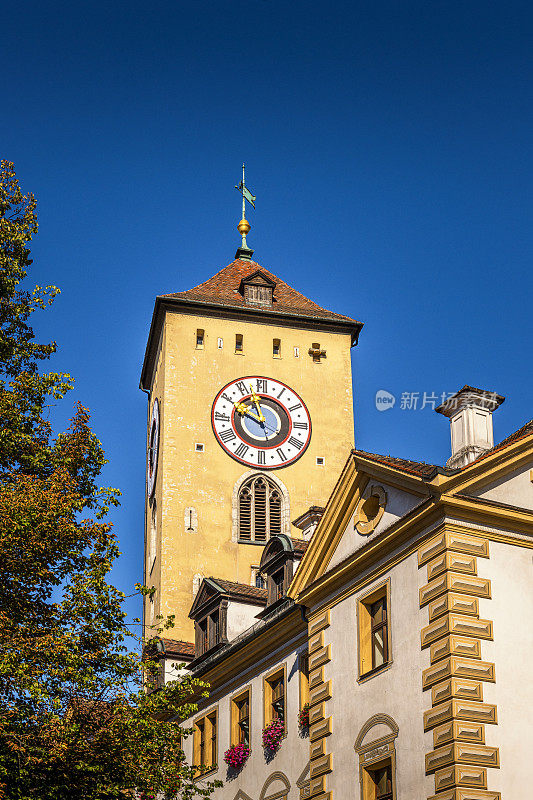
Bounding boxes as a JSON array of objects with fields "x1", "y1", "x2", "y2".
[
  {"x1": 229, "y1": 684, "x2": 251, "y2": 748},
  {"x1": 263, "y1": 662, "x2": 287, "y2": 734}
]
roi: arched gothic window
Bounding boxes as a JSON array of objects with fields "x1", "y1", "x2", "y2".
[{"x1": 238, "y1": 475, "x2": 282, "y2": 543}]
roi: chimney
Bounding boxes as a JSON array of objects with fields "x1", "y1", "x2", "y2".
[{"x1": 436, "y1": 385, "x2": 505, "y2": 469}]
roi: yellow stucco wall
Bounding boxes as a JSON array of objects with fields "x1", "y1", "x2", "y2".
[{"x1": 144, "y1": 309, "x2": 355, "y2": 641}]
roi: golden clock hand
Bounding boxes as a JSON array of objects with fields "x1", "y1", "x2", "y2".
[
  {"x1": 249, "y1": 384, "x2": 265, "y2": 422},
  {"x1": 234, "y1": 400, "x2": 263, "y2": 423}
]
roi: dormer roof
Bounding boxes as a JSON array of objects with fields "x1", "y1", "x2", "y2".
[
  {"x1": 162, "y1": 259, "x2": 359, "y2": 324},
  {"x1": 140, "y1": 258, "x2": 363, "y2": 389},
  {"x1": 189, "y1": 576, "x2": 267, "y2": 619}
]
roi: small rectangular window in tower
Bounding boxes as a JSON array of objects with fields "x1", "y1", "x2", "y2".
[
  {"x1": 358, "y1": 579, "x2": 392, "y2": 680},
  {"x1": 195, "y1": 443, "x2": 204, "y2": 452},
  {"x1": 235, "y1": 333, "x2": 244, "y2": 354},
  {"x1": 217, "y1": 337, "x2": 223, "y2": 349},
  {"x1": 196, "y1": 329, "x2": 204, "y2": 349},
  {"x1": 294, "y1": 346, "x2": 300, "y2": 358},
  {"x1": 273, "y1": 338, "x2": 281, "y2": 358},
  {"x1": 251, "y1": 566, "x2": 266, "y2": 589},
  {"x1": 316, "y1": 456, "x2": 325, "y2": 466}
]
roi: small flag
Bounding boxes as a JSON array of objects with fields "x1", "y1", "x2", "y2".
[{"x1": 236, "y1": 180, "x2": 256, "y2": 208}]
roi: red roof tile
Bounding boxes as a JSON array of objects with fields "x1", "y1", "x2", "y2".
[
  {"x1": 464, "y1": 419, "x2": 533, "y2": 469},
  {"x1": 210, "y1": 577, "x2": 267, "y2": 603},
  {"x1": 162, "y1": 259, "x2": 362, "y2": 326},
  {"x1": 160, "y1": 638, "x2": 195, "y2": 658},
  {"x1": 290, "y1": 538, "x2": 309, "y2": 556},
  {"x1": 354, "y1": 449, "x2": 440, "y2": 478}
]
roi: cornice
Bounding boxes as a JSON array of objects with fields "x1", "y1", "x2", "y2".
[
  {"x1": 140, "y1": 296, "x2": 362, "y2": 391},
  {"x1": 189, "y1": 605, "x2": 306, "y2": 695},
  {"x1": 434, "y1": 434, "x2": 533, "y2": 495}
]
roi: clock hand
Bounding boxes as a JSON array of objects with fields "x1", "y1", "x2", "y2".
[{"x1": 249, "y1": 384, "x2": 265, "y2": 422}]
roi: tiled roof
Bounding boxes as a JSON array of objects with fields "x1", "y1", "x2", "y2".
[
  {"x1": 291, "y1": 538, "x2": 309, "y2": 556},
  {"x1": 210, "y1": 577, "x2": 267, "y2": 603},
  {"x1": 355, "y1": 419, "x2": 533, "y2": 479},
  {"x1": 354, "y1": 449, "x2": 440, "y2": 478},
  {"x1": 160, "y1": 638, "x2": 195, "y2": 658},
  {"x1": 162, "y1": 259, "x2": 362, "y2": 326},
  {"x1": 465, "y1": 419, "x2": 533, "y2": 469}
]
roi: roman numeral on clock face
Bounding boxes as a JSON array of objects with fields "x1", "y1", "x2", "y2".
[
  {"x1": 214, "y1": 411, "x2": 230, "y2": 422},
  {"x1": 256, "y1": 379, "x2": 267, "y2": 393},
  {"x1": 220, "y1": 429, "x2": 236, "y2": 443},
  {"x1": 221, "y1": 392, "x2": 233, "y2": 403},
  {"x1": 257, "y1": 451, "x2": 266, "y2": 465},
  {"x1": 289, "y1": 403, "x2": 302, "y2": 412},
  {"x1": 293, "y1": 422, "x2": 308, "y2": 429},
  {"x1": 235, "y1": 381, "x2": 248, "y2": 396},
  {"x1": 276, "y1": 448, "x2": 287, "y2": 462},
  {"x1": 288, "y1": 436, "x2": 303, "y2": 450},
  {"x1": 235, "y1": 443, "x2": 249, "y2": 458}
]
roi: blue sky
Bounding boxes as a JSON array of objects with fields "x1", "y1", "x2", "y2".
[{"x1": 4, "y1": 1, "x2": 532, "y2": 629}]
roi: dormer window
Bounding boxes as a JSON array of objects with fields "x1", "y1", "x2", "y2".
[
  {"x1": 258, "y1": 534, "x2": 308, "y2": 610},
  {"x1": 240, "y1": 270, "x2": 276, "y2": 308},
  {"x1": 245, "y1": 284, "x2": 272, "y2": 306},
  {"x1": 189, "y1": 577, "x2": 267, "y2": 663}
]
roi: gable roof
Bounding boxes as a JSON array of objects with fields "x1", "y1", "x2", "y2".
[
  {"x1": 189, "y1": 576, "x2": 267, "y2": 618},
  {"x1": 159, "y1": 638, "x2": 195, "y2": 659},
  {"x1": 141, "y1": 258, "x2": 363, "y2": 390},
  {"x1": 354, "y1": 417, "x2": 533, "y2": 481},
  {"x1": 208, "y1": 577, "x2": 268, "y2": 602},
  {"x1": 161, "y1": 259, "x2": 361, "y2": 326},
  {"x1": 354, "y1": 449, "x2": 443, "y2": 479}
]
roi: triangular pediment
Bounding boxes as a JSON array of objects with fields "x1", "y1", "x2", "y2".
[
  {"x1": 188, "y1": 577, "x2": 221, "y2": 618},
  {"x1": 289, "y1": 454, "x2": 429, "y2": 599},
  {"x1": 239, "y1": 269, "x2": 276, "y2": 289}
]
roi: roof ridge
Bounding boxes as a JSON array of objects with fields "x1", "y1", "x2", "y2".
[{"x1": 159, "y1": 258, "x2": 362, "y2": 327}]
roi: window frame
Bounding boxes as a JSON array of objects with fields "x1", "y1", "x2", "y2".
[
  {"x1": 361, "y1": 756, "x2": 396, "y2": 800},
  {"x1": 230, "y1": 686, "x2": 252, "y2": 748},
  {"x1": 194, "y1": 603, "x2": 227, "y2": 658},
  {"x1": 237, "y1": 475, "x2": 283, "y2": 544},
  {"x1": 272, "y1": 338, "x2": 281, "y2": 358},
  {"x1": 263, "y1": 664, "x2": 287, "y2": 734},
  {"x1": 193, "y1": 707, "x2": 218, "y2": 776},
  {"x1": 235, "y1": 333, "x2": 244, "y2": 354},
  {"x1": 299, "y1": 651, "x2": 309, "y2": 710},
  {"x1": 195, "y1": 328, "x2": 205, "y2": 349},
  {"x1": 357, "y1": 579, "x2": 392, "y2": 681}
]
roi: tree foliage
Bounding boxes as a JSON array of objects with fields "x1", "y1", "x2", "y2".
[{"x1": 0, "y1": 161, "x2": 219, "y2": 799}]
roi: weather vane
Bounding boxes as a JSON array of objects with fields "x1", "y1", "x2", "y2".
[{"x1": 235, "y1": 163, "x2": 256, "y2": 258}]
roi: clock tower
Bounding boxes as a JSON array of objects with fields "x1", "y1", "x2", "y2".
[{"x1": 140, "y1": 185, "x2": 363, "y2": 642}]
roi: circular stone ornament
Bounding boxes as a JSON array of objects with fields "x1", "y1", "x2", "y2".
[{"x1": 355, "y1": 484, "x2": 387, "y2": 535}]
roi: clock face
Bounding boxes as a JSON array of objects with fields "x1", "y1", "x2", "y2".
[
  {"x1": 147, "y1": 398, "x2": 160, "y2": 497},
  {"x1": 211, "y1": 376, "x2": 312, "y2": 469}
]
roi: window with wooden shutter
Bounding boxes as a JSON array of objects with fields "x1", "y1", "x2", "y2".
[
  {"x1": 193, "y1": 708, "x2": 218, "y2": 775},
  {"x1": 264, "y1": 665, "x2": 287, "y2": 733},
  {"x1": 237, "y1": 475, "x2": 286, "y2": 543},
  {"x1": 358, "y1": 580, "x2": 392, "y2": 680},
  {"x1": 231, "y1": 687, "x2": 251, "y2": 747}
]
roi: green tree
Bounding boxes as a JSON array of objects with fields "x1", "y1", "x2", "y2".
[{"x1": 0, "y1": 161, "x2": 219, "y2": 799}]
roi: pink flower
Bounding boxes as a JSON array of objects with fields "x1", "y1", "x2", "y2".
[
  {"x1": 223, "y1": 742, "x2": 250, "y2": 768},
  {"x1": 298, "y1": 703, "x2": 310, "y2": 729},
  {"x1": 262, "y1": 718, "x2": 285, "y2": 751}
]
